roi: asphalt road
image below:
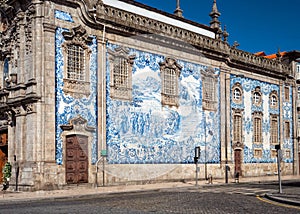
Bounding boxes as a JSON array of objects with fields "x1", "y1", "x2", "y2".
[{"x1": 0, "y1": 184, "x2": 299, "y2": 214}]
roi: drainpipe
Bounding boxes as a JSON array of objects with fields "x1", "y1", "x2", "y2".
[{"x1": 93, "y1": 11, "x2": 107, "y2": 187}]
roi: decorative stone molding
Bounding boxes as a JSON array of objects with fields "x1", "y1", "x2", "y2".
[
  {"x1": 24, "y1": 103, "x2": 35, "y2": 114},
  {"x1": 4, "y1": 110, "x2": 13, "y2": 126},
  {"x1": 232, "y1": 141, "x2": 244, "y2": 150},
  {"x1": 60, "y1": 116, "x2": 96, "y2": 133},
  {"x1": 62, "y1": 79, "x2": 91, "y2": 98},
  {"x1": 24, "y1": 5, "x2": 35, "y2": 55},
  {"x1": 11, "y1": 106, "x2": 26, "y2": 116},
  {"x1": 0, "y1": 89, "x2": 9, "y2": 106},
  {"x1": 62, "y1": 25, "x2": 93, "y2": 44},
  {"x1": 43, "y1": 23, "x2": 56, "y2": 33}
]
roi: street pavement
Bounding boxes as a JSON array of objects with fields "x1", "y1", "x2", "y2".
[{"x1": 0, "y1": 175, "x2": 299, "y2": 207}]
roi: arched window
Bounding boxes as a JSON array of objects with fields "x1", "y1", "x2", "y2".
[
  {"x1": 269, "y1": 91, "x2": 278, "y2": 109},
  {"x1": 232, "y1": 83, "x2": 243, "y2": 104},
  {"x1": 233, "y1": 88, "x2": 241, "y2": 100},
  {"x1": 253, "y1": 92, "x2": 260, "y2": 104},
  {"x1": 252, "y1": 87, "x2": 262, "y2": 106}
]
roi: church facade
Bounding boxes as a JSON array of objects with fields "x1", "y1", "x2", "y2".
[{"x1": 0, "y1": 0, "x2": 297, "y2": 190}]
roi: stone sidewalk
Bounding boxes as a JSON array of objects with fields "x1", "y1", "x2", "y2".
[{"x1": 0, "y1": 175, "x2": 299, "y2": 205}]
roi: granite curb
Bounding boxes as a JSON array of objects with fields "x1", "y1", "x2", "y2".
[{"x1": 264, "y1": 193, "x2": 300, "y2": 207}]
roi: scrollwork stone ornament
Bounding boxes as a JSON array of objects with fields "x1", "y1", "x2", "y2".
[
  {"x1": 24, "y1": 103, "x2": 35, "y2": 114},
  {"x1": 4, "y1": 110, "x2": 14, "y2": 126},
  {"x1": 25, "y1": 5, "x2": 35, "y2": 55}
]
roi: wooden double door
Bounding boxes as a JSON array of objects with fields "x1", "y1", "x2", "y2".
[
  {"x1": 66, "y1": 135, "x2": 89, "y2": 184},
  {"x1": 234, "y1": 149, "x2": 242, "y2": 177}
]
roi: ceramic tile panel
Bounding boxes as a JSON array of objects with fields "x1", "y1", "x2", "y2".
[
  {"x1": 55, "y1": 10, "x2": 74, "y2": 22},
  {"x1": 55, "y1": 27, "x2": 98, "y2": 165},
  {"x1": 106, "y1": 43, "x2": 220, "y2": 164}
]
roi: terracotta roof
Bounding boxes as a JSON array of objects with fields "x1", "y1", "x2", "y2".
[
  {"x1": 254, "y1": 51, "x2": 266, "y2": 56},
  {"x1": 254, "y1": 51, "x2": 287, "y2": 59},
  {"x1": 264, "y1": 52, "x2": 287, "y2": 59}
]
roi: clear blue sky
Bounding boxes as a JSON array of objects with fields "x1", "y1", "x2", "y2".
[{"x1": 135, "y1": 0, "x2": 300, "y2": 55}]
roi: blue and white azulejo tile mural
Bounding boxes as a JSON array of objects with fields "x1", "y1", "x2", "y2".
[
  {"x1": 55, "y1": 27, "x2": 98, "y2": 165},
  {"x1": 55, "y1": 10, "x2": 74, "y2": 23},
  {"x1": 106, "y1": 43, "x2": 220, "y2": 164},
  {"x1": 230, "y1": 77, "x2": 293, "y2": 163}
]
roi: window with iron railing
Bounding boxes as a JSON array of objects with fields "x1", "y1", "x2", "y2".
[
  {"x1": 66, "y1": 44, "x2": 85, "y2": 81},
  {"x1": 160, "y1": 57, "x2": 181, "y2": 107}
]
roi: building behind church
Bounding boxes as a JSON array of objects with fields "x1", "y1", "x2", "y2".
[{"x1": 0, "y1": 0, "x2": 298, "y2": 190}]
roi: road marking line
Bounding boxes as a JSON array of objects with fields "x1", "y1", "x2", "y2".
[{"x1": 256, "y1": 195, "x2": 300, "y2": 210}]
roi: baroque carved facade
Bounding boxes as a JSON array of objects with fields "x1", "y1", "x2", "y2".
[{"x1": 0, "y1": 0, "x2": 297, "y2": 190}]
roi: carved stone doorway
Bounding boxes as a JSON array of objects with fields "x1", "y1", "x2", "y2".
[{"x1": 66, "y1": 134, "x2": 88, "y2": 184}]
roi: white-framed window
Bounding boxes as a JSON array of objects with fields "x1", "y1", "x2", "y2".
[
  {"x1": 233, "y1": 88, "x2": 241, "y2": 100},
  {"x1": 253, "y1": 92, "x2": 260, "y2": 104},
  {"x1": 269, "y1": 91, "x2": 278, "y2": 109},
  {"x1": 232, "y1": 83, "x2": 243, "y2": 104},
  {"x1": 160, "y1": 57, "x2": 182, "y2": 107},
  {"x1": 252, "y1": 87, "x2": 262, "y2": 106},
  {"x1": 270, "y1": 95, "x2": 277, "y2": 107}
]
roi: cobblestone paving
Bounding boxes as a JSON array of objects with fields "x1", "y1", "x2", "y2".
[{"x1": 0, "y1": 186, "x2": 299, "y2": 214}]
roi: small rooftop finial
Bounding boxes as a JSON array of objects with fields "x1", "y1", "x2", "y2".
[
  {"x1": 209, "y1": 0, "x2": 221, "y2": 30},
  {"x1": 232, "y1": 41, "x2": 240, "y2": 49},
  {"x1": 174, "y1": 0, "x2": 183, "y2": 18},
  {"x1": 223, "y1": 25, "x2": 229, "y2": 42}
]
